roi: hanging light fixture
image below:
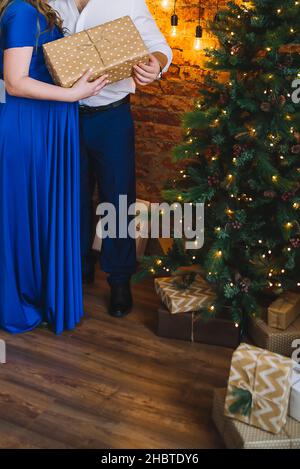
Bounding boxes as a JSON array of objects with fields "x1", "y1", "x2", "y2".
[
  {"x1": 171, "y1": 0, "x2": 178, "y2": 37},
  {"x1": 194, "y1": 1, "x2": 203, "y2": 51}
]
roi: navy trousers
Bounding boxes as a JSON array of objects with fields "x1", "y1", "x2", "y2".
[{"x1": 80, "y1": 101, "x2": 137, "y2": 285}]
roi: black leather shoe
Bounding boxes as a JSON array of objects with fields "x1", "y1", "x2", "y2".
[
  {"x1": 82, "y1": 269, "x2": 95, "y2": 285},
  {"x1": 109, "y1": 283, "x2": 133, "y2": 318}
]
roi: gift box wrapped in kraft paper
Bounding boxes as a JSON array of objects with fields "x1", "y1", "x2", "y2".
[
  {"x1": 43, "y1": 16, "x2": 150, "y2": 87},
  {"x1": 268, "y1": 292, "x2": 300, "y2": 330},
  {"x1": 154, "y1": 276, "x2": 216, "y2": 314},
  {"x1": 225, "y1": 343, "x2": 294, "y2": 434},
  {"x1": 248, "y1": 314, "x2": 300, "y2": 357},
  {"x1": 213, "y1": 389, "x2": 300, "y2": 449},
  {"x1": 157, "y1": 305, "x2": 241, "y2": 347}
]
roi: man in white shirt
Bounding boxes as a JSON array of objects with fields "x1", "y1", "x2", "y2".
[{"x1": 50, "y1": 0, "x2": 172, "y2": 317}]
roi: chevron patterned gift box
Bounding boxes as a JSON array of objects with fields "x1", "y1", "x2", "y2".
[
  {"x1": 225, "y1": 343, "x2": 294, "y2": 434},
  {"x1": 154, "y1": 276, "x2": 216, "y2": 314},
  {"x1": 213, "y1": 389, "x2": 300, "y2": 449}
]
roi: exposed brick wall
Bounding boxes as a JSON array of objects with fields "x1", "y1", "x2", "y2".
[{"x1": 132, "y1": 0, "x2": 227, "y2": 201}]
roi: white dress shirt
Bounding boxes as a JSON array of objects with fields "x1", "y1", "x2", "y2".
[{"x1": 49, "y1": 0, "x2": 173, "y2": 106}]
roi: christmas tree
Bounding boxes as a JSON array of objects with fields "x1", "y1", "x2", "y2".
[{"x1": 138, "y1": 0, "x2": 300, "y2": 331}]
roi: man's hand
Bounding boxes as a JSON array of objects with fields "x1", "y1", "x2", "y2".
[{"x1": 133, "y1": 54, "x2": 161, "y2": 86}]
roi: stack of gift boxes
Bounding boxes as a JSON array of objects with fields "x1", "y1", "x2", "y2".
[
  {"x1": 248, "y1": 291, "x2": 300, "y2": 358},
  {"x1": 212, "y1": 293, "x2": 300, "y2": 449},
  {"x1": 155, "y1": 273, "x2": 300, "y2": 448},
  {"x1": 212, "y1": 343, "x2": 300, "y2": 449},
  {"x1": 155, "y1": 275, "x2": 241, "y2": 348}
]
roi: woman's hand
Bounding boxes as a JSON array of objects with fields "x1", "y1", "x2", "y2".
[
  {"x1": 4, "y1": 49, "x2": 108, "y2": 103},
  {"x1": 69, "y1": 70, "x2": 108, "y2": 102}
]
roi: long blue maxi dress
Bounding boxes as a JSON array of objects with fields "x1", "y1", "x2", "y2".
[{"x1": 0, "y1": 0, "x2": 84, "y2": 334}]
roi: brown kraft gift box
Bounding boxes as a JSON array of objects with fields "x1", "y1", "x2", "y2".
[
  {"x1": 157, "y1": 307, "x2": 193, "y2": 342},
  {"x1": 43, "y1": 16, "x2": 149, "y2": 87},
  {"x1": 268, "y1": 291, "x2": 300, "y2": 330},
  {"x1": 157, "y1": 306, "x2": 241, "y2": 347},
  {"x1": 248, "y1": 314, "x2": 300, "y2": 357}
]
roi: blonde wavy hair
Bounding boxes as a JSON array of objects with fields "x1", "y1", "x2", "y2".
[{"x1": 0, "y1": 0, "x2": 63, "y2": 31}]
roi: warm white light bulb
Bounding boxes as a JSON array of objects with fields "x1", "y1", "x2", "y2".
[
  {"x1": 161, "y1": 0, "x2": 170, "y2": 9},
  {"x1": 194, "y1": 37, "x2": 202, "y2": 51},
  {"x1": 171, "y1": 25, "x2": 177, "y2": 37}
]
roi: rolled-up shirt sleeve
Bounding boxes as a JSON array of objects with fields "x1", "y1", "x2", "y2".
[{"x1": 131, "y1": 0, "x2": 173, "y2": 73}]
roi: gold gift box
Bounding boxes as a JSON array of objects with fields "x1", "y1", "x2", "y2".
[
  {"x1": 213, "y1": 389, "x2": 300, "y2": 449},
  {"x1": 248, "y1": 314, "x2": 300, "y2": 357},
  {"x1": 154, "y1": 275, "x2": 216, "y2": 314},
  {"x1": 43, "y1": 16, "x2": 150, "y2": 87},
  {"x1": 268, "y1": 291, "x2": 300, "y2": 330},
  {"x1": 225, "y1": 343, "x2": 294, "y2": 434}
]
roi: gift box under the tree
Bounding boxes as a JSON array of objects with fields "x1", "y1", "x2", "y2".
[
  {"x1": 248, "y1": 314, "x2": 300, "y2": 357},
  {"x1": 157, "y1": 306, "x2": 241, "y2": 347},
  {"x1": 289, "y1": 367, "x2": 300, "y2": 423},
  {"x1": 225, "y1": 343, "x2": 294, "y2": 434},
  {"x1": 154, "y1": 276, "x2": 215, "y2": 315},
  {"x1": 268, "y1": 292, "x2": 300, "y2": 330},
  {"x1": 213, "y1": 389, "x2": 300, "y2": 449},
  {"x1": 43, "y1": 16, "x2": 149, "y2": 87}
]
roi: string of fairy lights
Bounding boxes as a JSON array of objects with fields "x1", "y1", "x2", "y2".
[{"x1": 184, "y1": 1, "x2": 300, "y2": 289}]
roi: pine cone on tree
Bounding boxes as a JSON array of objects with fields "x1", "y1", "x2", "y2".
[
  {"x1": 290, "y1": 238, "x2": 300, "y2": 249},
  {"x1": 231, "y1": 221, "x2": 242, "y2": 230},
  {"x1": 291, "y1": 145, "x2": 300, "y2": 154},
  {"x1": 233, "y1": 144, "x2": 243, "y2": 157},
  {"x1": 239, "y1": 278, "x2": 251, "y2": 293},
  {"x1": 294, "y1": 132, "x2": 300, "y2": 144},
  {"x1": 278, "y1": 95, "x2": 286, "y2": 107},
  {"x1": 208, "y1": 175, "x2": 220, "y2": 187},
  {"x1": 260, "y1": 102, "x2": 271, "y2": 112},
  {"x1": 282, "y1": 192, "x2": 293, "y2": 201},
  {"x1": 264, "y1": 190, "x2": 276, "y2": 198},
  {"x1": 219, "y1": 93, "x2": 228, "y2": 105},
  {"x1": 231, "y1": 44, "x2": 242, "y2": 55}
]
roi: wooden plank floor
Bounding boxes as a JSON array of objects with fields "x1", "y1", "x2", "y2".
[{"x1": 0, "y1": 269, "x2": 233, "y2": 449}]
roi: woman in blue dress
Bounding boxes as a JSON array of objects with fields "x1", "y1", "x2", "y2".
[{"x1": 0, "y1": 0, "x2": 108, "y2": 334}]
